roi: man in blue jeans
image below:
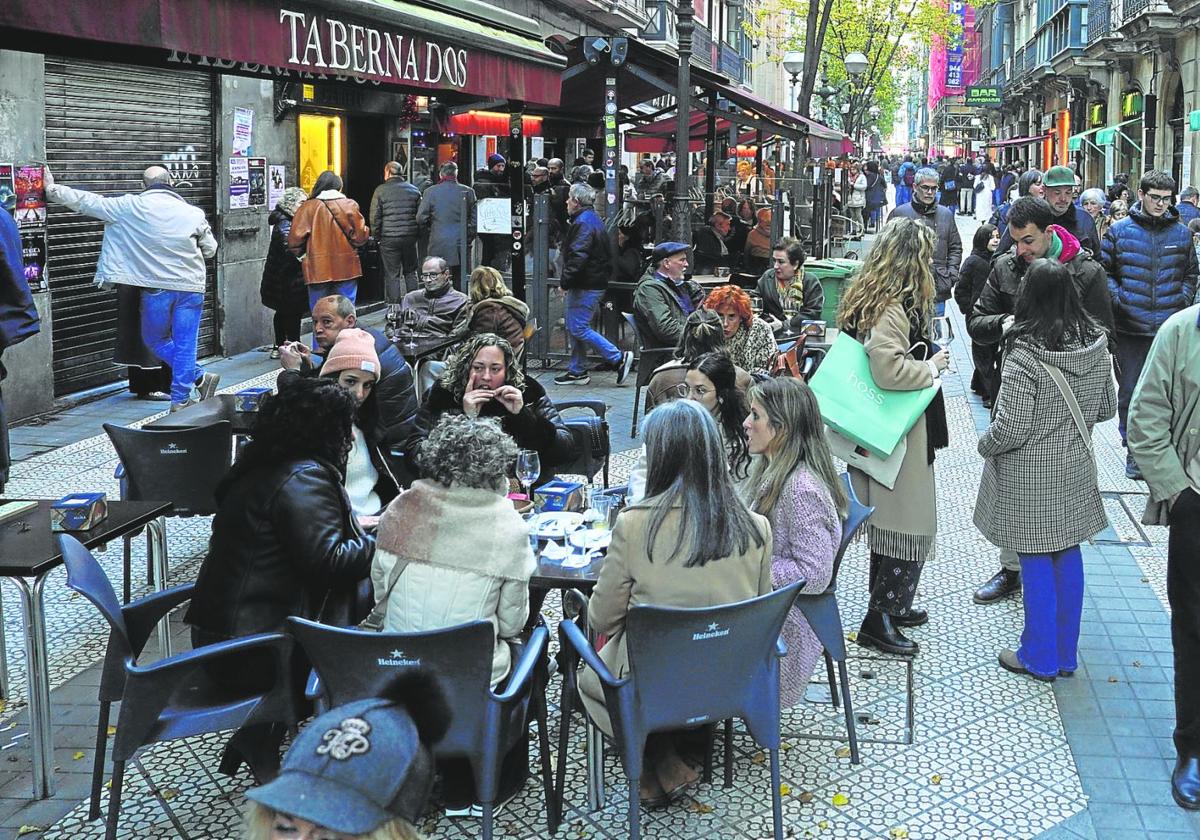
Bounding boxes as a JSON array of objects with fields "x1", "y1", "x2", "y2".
[
  {"x1": 554, "y1": 183, "x2": 633, "y2": 386},
  {"x1": 46, "y1": 164, "x2": 220, "y2": 410}
]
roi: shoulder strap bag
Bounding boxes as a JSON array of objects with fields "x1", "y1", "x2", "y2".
[
  {"x1": 357, "y1": 557, "x2": 410, "y2": 632},
  {"x1": 321, "y1": 199, "x2": 361, "y2": 248},
  {"x1": 1038, "y1": 360, "x2": 1092, "y2": 455}
]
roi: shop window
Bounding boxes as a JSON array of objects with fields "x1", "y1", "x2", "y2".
[{"x1": 299, "y1": 113, "x2": 343, "y2": 195}]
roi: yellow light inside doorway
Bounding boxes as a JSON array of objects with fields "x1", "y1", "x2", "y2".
[{"x1": 298, "y1": 113, "x2": 343, "y2": 195}]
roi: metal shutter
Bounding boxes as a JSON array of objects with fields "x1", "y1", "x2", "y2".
[{"x1": 44, "y1": 57, "x2": 219, "y2": 395}]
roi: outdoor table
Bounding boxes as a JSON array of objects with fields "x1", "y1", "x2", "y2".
[
  {"x1": 394, "y1": 333, "x2": 463, "y2": 364},
  {"x1": 529, "y1": 536, "x2": 607, "y2": 811},
  {"x1": 0, "y1": 499, "x2": 172, "y2": 799},
  {"x1": 145, "y1": 393, "x2": 257, "y2": 436},
  {"x1": 689, "y1": 273, "x2": 737, "y2": 289}
]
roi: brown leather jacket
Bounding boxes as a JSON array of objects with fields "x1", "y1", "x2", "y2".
[{"x1": 288, "y1": 191, "x2": 370, "y2": 285}]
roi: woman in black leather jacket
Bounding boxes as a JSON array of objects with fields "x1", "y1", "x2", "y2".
[
  {"x1": 407, "y1": 333, "x2": 576, "y2": 483},
  {"x1": 185, "y1": 376, "x2": 375, "y2": 780}
]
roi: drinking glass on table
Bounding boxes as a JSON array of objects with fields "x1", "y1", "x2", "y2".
[
  {"x1": 781, "y1": 297, "x2": 799, "y2": 326},
  {"x1": 750, "y1": 295, "x2": 763, "y2": 317},
  {"x1": 590, "y1": 494, "x2": 616, "y2": 532},
  {"x1": 401, "y1": 308, "x2": 419, "y2": 351},
  {"x1": 516, "y1": 449, "x2": 541, "y2": 502}
]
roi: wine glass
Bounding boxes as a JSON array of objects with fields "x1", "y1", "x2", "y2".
[
  {"x1": 931, "y1": 316, "x2": 956, "y2": 374},
  {"x1": 401, "y1": 308, "x2": 419, "y2": 351},
  {"x1": 781, "y1": 297, "x2": 799, "y2": 332},
  {"x1": 516, "y1": 449, "x2": 541, "y2": 503}
]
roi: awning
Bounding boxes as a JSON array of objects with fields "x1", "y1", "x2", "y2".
[
  {"x1": 625, "y1": 111, "x2": 765, "y2": 153},
  {"x1": 1068, "y1": 117, "x2": 1141, "y2": 152},
  {"x1": 0, "y1": 0, "x2": 565, "y2": 106},
  {"x1": 985, "y1": 133, "x2": 1053, "y2": 148}
]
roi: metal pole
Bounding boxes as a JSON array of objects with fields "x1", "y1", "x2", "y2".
[
  {"x1": 674, "y1": 0, "x2": 695, "y2": 243},
  {"x1": 530, "y1": 192, "x2": 550, "y2": 363},
  {"x1": 509, "y1": 109, "x2": 527, "y2": 299},
  {"x1": 705, "y1": 92, "x2": 717, "y2": 220}
]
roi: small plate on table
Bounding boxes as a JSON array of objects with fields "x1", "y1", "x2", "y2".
[
  {"x1": 568, "y1": 528, "x2": 612, "y2": 551},
  {"x1": 529, "y1": 511, "x2": 584, "y2": 539}
]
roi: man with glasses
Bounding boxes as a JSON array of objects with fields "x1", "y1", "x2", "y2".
[
  {"x1": 398, "y1": 256, "x2": 470, "y2": 340},
  {"x1": 888, "y1": 167, "x2": 962, "y2": 314},
  {"x1": 1102, "y1": 169, "x2": 1200, "y2": 479}
]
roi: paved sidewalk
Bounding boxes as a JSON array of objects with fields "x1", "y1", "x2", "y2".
[{"x1": 0, "y1": 217, "x2": 1196, "y2": 838}]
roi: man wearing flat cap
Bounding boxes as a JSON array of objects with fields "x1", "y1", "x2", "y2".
[
  {"x1": 633, "y1": 241, "x2": 705, "y2": 347},
  {"x1": 996, "y1": 165, "x2": 1101, "y2": 257}
]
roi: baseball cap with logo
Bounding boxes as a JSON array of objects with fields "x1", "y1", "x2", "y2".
[{"x1": 247, "y1": 679, "x2": 449, "y2": 835}]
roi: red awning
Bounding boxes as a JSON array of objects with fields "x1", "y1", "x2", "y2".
[
  {"x1": 625, "y1": 112, "x2": 762, "y2": 153},
  {"x1": 0, "y1": 0, "x2": 565, "y2": 107},
  {"x1": 445, "y1": 112, "x2": 545, "y2": 136},
  {"x1": 985, "y1": 133, "x2": 1053, "y2": 148}
]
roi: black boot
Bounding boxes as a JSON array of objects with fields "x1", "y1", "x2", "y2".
[
  {"x1": 1173, "y1": 756, "x2": 1200, "y2": 810},
  {"x1": 894, "y1": 608, "x2": 928, "y2": 628},
  {"x1": 856, "y1": 610, "x2": 918, "y2": 656},
  {"x1": 973, "y1": 568, "x2": 1021, "y2": 604}
]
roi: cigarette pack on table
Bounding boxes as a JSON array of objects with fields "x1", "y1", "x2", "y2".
[
  {"x1": 233, "y1": 387, "x2": 271, "y2": 412},
  {"x1": 50, "y1": 493, "x2": 108, "y2": 532},
  {"x1": 534, "y1": 480, "x2": 586, "y2": 513}
]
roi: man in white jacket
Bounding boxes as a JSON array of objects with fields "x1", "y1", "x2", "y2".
[{"x1": 45, "y1": 165, "x2": 220, "y2": 409}]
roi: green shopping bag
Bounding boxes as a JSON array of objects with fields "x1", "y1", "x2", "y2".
[{"x1": 809, "y1": 332, "x2": 941, "y2": 459}]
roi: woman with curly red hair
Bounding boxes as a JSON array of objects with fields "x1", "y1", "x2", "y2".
[{"x1": 704, "y1": 284, "x2": 777, "y2": 374}]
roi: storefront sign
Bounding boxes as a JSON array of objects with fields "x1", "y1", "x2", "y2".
[
  {"x1": 1189, "y1": 110, "x2": 1200, "y2": 132},
  {"x1": 965, "y1": 86, "x2": 1001, "y2": 107}
]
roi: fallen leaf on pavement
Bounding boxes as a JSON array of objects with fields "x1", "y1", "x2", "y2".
[
  {"x1": 846, "y1": 632, "x2": 858, "y2": 642},
  {"x1": 160, "y1": 788, "x2": 179, "y2": 801},
  {"x1": 799, "y1": 790, "x2": 815, "y2": 804},
  {"x1": 818, "y1": 819, "x2": 830, "y2": 829},
  {"x1": 834, "y1": 746, "x2": 851, "y2": 758},
  {"x1": 831, "y1": 792, "x2": 849, "y2": 807},
  {"x1": 106, "y1": 726, "x2": 117, "y2": 736},
  {"x1": 751, "y1": 750, "x2": 766, "y2": 764},
  {"x1": 780, "y1": 783, "x2": 791, "y2": 796},
  {"x1": 930, "y1": 774, "x2": 942, "y2": 785},
  {"x1": 889, "y1": 828, "x2": 909, "y2": 838},
  {"x1": 17, "y1": 826, "x2": 45, "y2": 836},
  {"x1": 686, "y1": 800, "x2": 714, "y2": 814},
  {"x1": 73, "y1": 751, "x2": 85, "y2": 761}
]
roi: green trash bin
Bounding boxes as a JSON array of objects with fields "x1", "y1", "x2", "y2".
[{"x1": 804, "y1": 258, "x2": 861, "y2": 326}]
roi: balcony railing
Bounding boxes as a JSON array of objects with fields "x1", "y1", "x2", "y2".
[
  {"x1": 1088, "y1": 0, "x2": 1112, "y2": 40},
  {"x1": 1122, "y1": 0, "x2": 1150, "y2": 18}
]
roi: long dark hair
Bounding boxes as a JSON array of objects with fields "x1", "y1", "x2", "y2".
[
  {"x1": 675, "y1": 309, "x2": 727, "y2": 362},
  {"x1": 1005, "y1": 258, "x2": 1103, "y2": 354},
  {"x1": 688, "y1": 352, "x2": 750, "y2": 479},
  {"x1": 217, "y1": 375, "x2": 357, "y2": 501},
  {"x1": 1017, "y1": 169, "x2": 1042, "y2": 197},
  {"x1": 971, "y1": 223, "x2": 997, "y2": 254},
  {"x1": 641, "y1": 400, "x2": 765, "y2": 567},
  {"x1": 310, "y1": 170, "x2": 343, "y2": 198}
]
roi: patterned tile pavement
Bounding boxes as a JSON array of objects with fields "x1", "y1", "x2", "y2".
[{"x1": 0, "y1": 215, "x2": 1197, "y2": 838}]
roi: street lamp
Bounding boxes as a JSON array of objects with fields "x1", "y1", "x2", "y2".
[
  {"x1": 674, "y1": 0, "x2": 694, "y2": 242},
  {"x1": 783, "y1": 51, "x2": 805, "y2": 113},
  {"x1": 844, "y1": 51, "x2": 869, "y2": 80}
]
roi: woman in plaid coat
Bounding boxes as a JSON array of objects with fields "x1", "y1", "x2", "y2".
[{"x1": 974, "y1": 258, "x2": 1115, "y2": 682}]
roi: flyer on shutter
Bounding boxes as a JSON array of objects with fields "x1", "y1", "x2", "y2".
[
  {"x1": 14, "y1": 165, "x2": 46, "y2": 227},
  {"x1": 268, "y1": 165, "x2": 286, "y2": 210},
  {"x1": 247, "y1": 158, "x2": 267, "y2": 207},
  {"x1": 233, "y1": 107, "x2": 254, "y2": 156},
  {"x1": 21, "y1": 229, "x2": 47, "y2": 293},
  {"x1": 229, "y1": 157, "x2": 250, "y2": 208}
]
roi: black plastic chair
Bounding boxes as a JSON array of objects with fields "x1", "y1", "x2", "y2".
[
  {"x1": 288, "y1": 616, "x2": 554, "y2": 840},
  {"x1": 103, "y1": 421, "x2": 232, "y2": 603},
  {"x1": 556, "y1": 582, "x2": 803, "y2": 840},
  {"x1": 620, "y1": 312, "x2": 674, "y2": 437},
  {"x1": 554, "y1": 399, "x2": 610, "y2": 488},
  {"x1": 788, "y1": 472, "x2": 874, "y2": 763},
  {"x1": 60, "y1": 535, "x2": 296, "y2": 840}
]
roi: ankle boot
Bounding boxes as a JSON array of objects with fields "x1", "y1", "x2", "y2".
[
  {"x1": 1173, "y1": 756, "x2": 1200, "y2": 810},
  {"x1": 857, "y1": 610, "x2": 919, "y2": 656}
]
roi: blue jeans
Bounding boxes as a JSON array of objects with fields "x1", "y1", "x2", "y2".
[
  {"x1": 306, "y1": 279, "x2": 358, "y2": 313},
  {"x1": 141, "y1": 289, "x2": 204, "y2": 405},
  {"x1": 565, "y1": 289, "x2": 622, "y2": 374},
  {"x1": 1017, "y1": 546, "x2": 1084, "y2": 678}
]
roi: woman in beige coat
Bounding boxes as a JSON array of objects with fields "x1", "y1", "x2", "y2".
[
  {"x1": 580, "y1": 399, "x2": 773, "y2": 806},
  {"x1": 837, "y1": 218, "x2": 950, "y2": 656}
]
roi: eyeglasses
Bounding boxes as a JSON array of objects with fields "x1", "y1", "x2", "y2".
[
  {"x1": 914, "y1": 184, "x2": 938, "y2": 193},
  {"x1": 419, "y1": 271, "x2": 446, "y2": 279},
  {"x1": 1143, "y1": 193, "x2": 1173, "y2": 205}
]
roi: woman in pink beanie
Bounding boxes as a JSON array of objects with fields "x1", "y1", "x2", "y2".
[{"x1": 321, "y1": 328, "x2": 399, "y2": 525}]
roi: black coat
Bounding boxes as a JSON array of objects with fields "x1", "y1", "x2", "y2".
[
  {"x1": 407, "y1": 376, "x2": 577, "y2": 479},
  {"x1": 368, "y1": 177, "x2": 421, "y2": 241},
  {"x1": 692, "y1": 226, "x2": 732, "y2": 274},
  {"x1": 185, "y1": 457, "x2": 374, "y2": 638},
  {"x1": 260, "y1": 210, "x2": 307, "y2": 314},
  {"x1": 954, "y1": 248, "x2": 993, "y2": 317}
]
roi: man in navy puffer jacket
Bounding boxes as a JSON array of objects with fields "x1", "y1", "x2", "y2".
[{"x1": 1102, "y1": 169, "x2": 1199, "y2": 477}]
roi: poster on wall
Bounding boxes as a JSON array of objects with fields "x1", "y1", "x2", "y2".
[
  {"x1": 247, "y1": 158, "x2": 267, "y2": 207},
  {"x1": 268, "y1": 165, "x2": 286, "y2": 210},
  {"x1": 14, "y1": 166, "x2": 46, "y2": 228},
  {"x1": 21, "y1": 229, "x2": 47, "y2": 293},
  {"x1": 0, "y1": 165, "x2": 14, "y2": 215},
  {"x1": 229, "y1": 157, "x2": 250, "y2": 208},
  {"x1": 233, "y1": 107, "x2": 254, "y2": 156}
]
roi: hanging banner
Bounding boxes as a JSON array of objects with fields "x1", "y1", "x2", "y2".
[{"x1": 945, "y1": 0, "x2": 968, "y2": 88}]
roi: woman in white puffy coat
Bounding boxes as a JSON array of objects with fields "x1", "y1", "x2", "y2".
[{"x1": 371, "y1": 411, "x2": 535, "y2": 816}]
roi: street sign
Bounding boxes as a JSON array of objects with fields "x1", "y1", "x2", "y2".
[{"x1": 965, "y1": 85, "x2": 1002, "y2": 107}]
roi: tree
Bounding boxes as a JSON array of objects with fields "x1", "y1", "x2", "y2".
[{"x1": 747, "y1": 0, "x2": 960, "y2": 143}]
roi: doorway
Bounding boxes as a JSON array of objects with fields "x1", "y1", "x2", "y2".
[{"x1": 345, "y1": 114, "x2": 388, "y2": 302}]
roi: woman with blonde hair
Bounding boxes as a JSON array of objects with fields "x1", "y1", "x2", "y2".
[
  {"x1": 837, "y1": 217, "x2": 950, "y2": 656},
  {"x1": 456, "y1": 265, "x2": 530, "y2": 353},
  {"x1": 743, "y1": 207, "x2": 774, "y2": 274},
  {"x1": 742, "y1": 377, "x2": 847, "y2": 705}
]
